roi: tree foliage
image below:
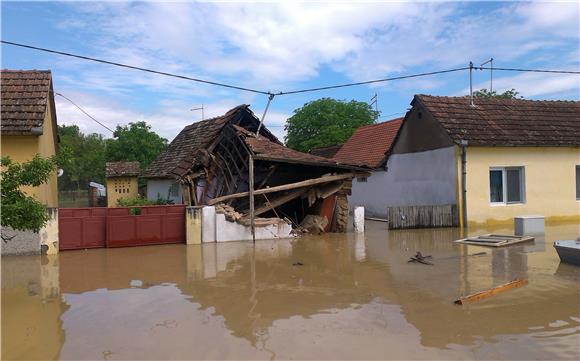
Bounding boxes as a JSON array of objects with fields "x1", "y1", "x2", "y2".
[
  {"x1": 1, "y1": 155, "x2": 57, "y2": 234},
  {"x1": 285, "y1": 98, "x2": 379, "y2": 152},
  {"x1": 473, "y1": 88, "x2": 523, "y2": 99},
  {"x1": 106, "y1": 121, "x2": 168, "y2": 171},
  {"x1": 57, "y1": 122, "x2": 167, "y2": 191},
  {"x1": 58, "y1": 125, "x2": 107, "y2": 190}
]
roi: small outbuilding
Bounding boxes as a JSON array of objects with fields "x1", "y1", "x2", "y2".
[{"x1": 105, "y1": 161, "x2": 140, "y2": 207}]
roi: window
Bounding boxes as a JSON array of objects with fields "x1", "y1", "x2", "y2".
[
  {"x1": 576, "y1": 165, "x2": 580, "y2": 201},
  {"x1": 489, "y1": 167, "x2": 525, "y2": 204}
]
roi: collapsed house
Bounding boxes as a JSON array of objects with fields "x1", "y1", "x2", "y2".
[{"x1": 142, "y1": 105, "x2": 367, "y2": 235}]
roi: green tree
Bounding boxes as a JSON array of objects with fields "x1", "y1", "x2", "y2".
[
  {"x1": 285, "y1": 98, "x2": 379, "y2": 152},
  {"x1": 1, "y1": 155, "x2": 57, "y2": 239},
  {"x1": 57, "y1": 125, "x2": 107, "y2": 190},
  {"x1": 473, "y1": 88, "x2": 523, "y2": 99},
  {"x1": 106, "y1": 121, "x2": 168, "y2": 171}
]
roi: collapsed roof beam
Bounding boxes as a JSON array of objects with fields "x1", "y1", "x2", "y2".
[{"x1": 207, "y1": 172, "x2": 355, "y2": 205}]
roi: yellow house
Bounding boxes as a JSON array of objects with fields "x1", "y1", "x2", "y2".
[
  {"x1": 105, "y1": 161, "x2": 140, "y2": 207},
  {"x1": 386, "y1": 94, "x2": 579, "y2": 228},
  {"x1": 1, "y1": 70, "x2": 59, "y2": 207}
]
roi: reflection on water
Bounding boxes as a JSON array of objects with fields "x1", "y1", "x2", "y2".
[{"x1": 2, "y1": 222, "x2": 579, "y2": 360}]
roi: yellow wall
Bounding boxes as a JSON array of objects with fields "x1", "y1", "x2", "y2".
[
  {"x1": 106, "y1": 177, "x2": 139, "y2": 207},
  {"x1": 464, "y1": 146, "x2": 580, "y2": 226},
  {"x1": 0, "y1": 100, "x2": 59, "y2": 207}
]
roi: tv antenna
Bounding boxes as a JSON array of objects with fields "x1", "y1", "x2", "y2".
[
  {"x1": 190, "y1": 104, "x2": 205, "y2": 120},
  {"x1": 480, "y1": 58, "x2": 494, "y2": 92},
  {"x1": 370, "y1": 93, "x2": 378, "y2": 118}
]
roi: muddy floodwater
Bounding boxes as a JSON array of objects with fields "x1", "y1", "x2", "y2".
[{"x1": 2, "y1": 222, "x2": 579, "y2": 360}]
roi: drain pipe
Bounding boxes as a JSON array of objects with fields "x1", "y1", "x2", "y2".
[{"x1": 459, "y1": 140, "x2": 468, "y2": 229}]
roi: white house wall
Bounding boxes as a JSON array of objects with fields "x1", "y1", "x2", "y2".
[
  {"x1": 146, "y1": 179, "x2": 183, "y2": 204},
  {"x1": 349, "y1": 146, "x2": 457, "y2": 217}
]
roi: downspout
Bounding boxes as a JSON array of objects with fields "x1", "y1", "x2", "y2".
[{"x1": 459, "y1": 140, "x2": 468, "y2": 229}]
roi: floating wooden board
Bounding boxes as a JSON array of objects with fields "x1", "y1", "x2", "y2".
[
  {"x1": 454, "y1": 279, "x2": 528, "y2": 305},
  {"x1": 454, "y1": 234, "x2": 534, "y2": 247}
]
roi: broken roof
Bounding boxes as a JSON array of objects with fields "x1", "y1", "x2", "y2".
[
  {"x1": 106, "y1": 161, "x2": 140, "y2": 178},
  {"x1": 309, "y1": 144, "x2": 343, "y2": 158},
  {"x1": 1, "y1": 70, "x2": 54, "y2": 135},
  {"x1": 415, "y1": 95, "x2": 580, "y2": 147},
  {"x1": 233, "y1": 125, "x2": 357, "y2": 170},
  {"x1": 333, "y1": 118, "x2": 403, "y2": 168}
]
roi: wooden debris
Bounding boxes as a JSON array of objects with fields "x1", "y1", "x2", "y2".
[
  {"x1": 454, "y1": 279, "x2": 528, "y2": 305},
  {"x1": 207, "y1": 173, "x2": 355, "y2": 205},
  {"x1": 455, "y1": 234, "x2": 534, "y2": 247},
  {"x1": 408, "y1": 251, "x2": 433, "y2": 265},
  {"x1": 365, "y1": 217, "x2": 389, "y2": 223}
]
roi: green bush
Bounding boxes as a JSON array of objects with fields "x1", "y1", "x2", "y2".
[{"x1": 116, "y1": 195, "x2": 174, "y2": 215}]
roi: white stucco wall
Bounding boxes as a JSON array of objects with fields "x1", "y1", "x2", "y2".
[
  {"x1": 349, "y1": 146, "x2": 457, "y2": 217},
  {"x1": 146, "y1": 179, "x2": 183, "y2": 204}
]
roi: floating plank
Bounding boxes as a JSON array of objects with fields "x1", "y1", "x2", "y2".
[
  {"x1": 455, "y1": 234, "x2": 534, "y2": 247},
  {"x1": 208, "y1": 173, "x2": 354, "y2": 205},
  {"x1": 454, "y1": 279, "x2": 528, "y2": 305}
]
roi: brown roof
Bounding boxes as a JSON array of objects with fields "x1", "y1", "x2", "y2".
[
  {"x1": 142, "y1": 105, "x2": 280, "y2": 178},
  {"x1": 309, "y1": 144, "x2": 343, "y2": 158},
  {"x1": 1, "y1": 70, "x2": 53, "y2": 135},
  {"x1": 234, "y1": 125, "x2": 356, "y2": 170},
  {"x1": 333, "y1": 118, "x2": 403, "y2": 168},
  {"x1": 105, "y1": 161, "x2": 140, "y2": 178},
  {"x1": 415, "y1": 95, "x2": 580, "y2": 147}
]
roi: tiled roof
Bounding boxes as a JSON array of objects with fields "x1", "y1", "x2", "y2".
[
  {"x1": 309, "y1": 144, "x2": 343, "y2": 158},
  {"x1": 235, "y1": 125, "x2": 358, "y2": 170},
  {"x1": 333, "y1": 118, "x2": 403, "y2": 168},
  {"x1": 1, "y1": 70, "x2": 53, "y2": 135},
  {"x1": 105, "y1": 161, "x2": 140, "y2": 178},
  {"x1": 415, "y1": 95, "x2": 580, "y2": 147},
  {"x1": 141, "y1": 108, "x2": 239, "y2": 178}
]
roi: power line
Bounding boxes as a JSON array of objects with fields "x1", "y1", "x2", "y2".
[
  {"x1": 53, "y1": 92, "x2": 115, "y2": 133},
  {"x1": 3, "y1": 40, "x2": 579, "y2": 98},
  {"x1": 1, "y1": 40, "x2": 270, "y2": 95},
  {"x1": 276, "y1": 67, "x2": 470, "y2": 95},
  {"x1": 475, "y1": 66, "x2": 580, "y2": 74}
]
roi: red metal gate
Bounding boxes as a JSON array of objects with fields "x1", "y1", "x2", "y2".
[
  {"x1": 107, "y1": 205, "x2": 185, "y2": 248},
  {"x1": 59, "y1": 208, "x2": 107, "y2": 250},
  {"x1": 58, "y1": 205, "x2": 186, "y2": 251}
]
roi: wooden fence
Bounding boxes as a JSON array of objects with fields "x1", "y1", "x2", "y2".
[{"x1": 386, "y1": 204, "x2": 458, "y2": 229}]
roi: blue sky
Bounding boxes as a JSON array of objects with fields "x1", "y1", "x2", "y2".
[{"x1": 2, "y1": 1, "x2": 579, "y2": 142}]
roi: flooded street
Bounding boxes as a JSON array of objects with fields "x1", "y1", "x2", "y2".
[{"x1": 2, "y1": 222, "x2": 579, "y2": 360}]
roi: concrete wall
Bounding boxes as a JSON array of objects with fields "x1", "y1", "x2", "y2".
[
  {"x1": 349, "y1": 147, "x2": 457, "y2": 218},
  {"x1": 106, "y1": 176, "x2": 139, "y2": 207},
  {"x1": 146, "y1": 178, "x2": 183, "y2": 204},
  {"x1": 215, "y1": 213, "x2": 293, "y2": 242},
  {"x1": 464, "y1": 146, "x2": 580, "y2": 226}
]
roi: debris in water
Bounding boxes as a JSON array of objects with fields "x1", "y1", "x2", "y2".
[
  {"x1": 454, "y1": 279, "x2": 528, "y2": 305},
  {"x1": 408, "y1": 251, "x2": 433, "y2": 265},
  {"x1": 292, "y1": 262, "x2": 304, "y2": 266}
]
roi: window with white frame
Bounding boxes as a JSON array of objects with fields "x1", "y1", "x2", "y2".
[
  {"x1": 489, "y1": 167, "x2": 525, "y2": 204},
  {"x1": 576, "y1": 165, "x2": 580, "y2": 201}
]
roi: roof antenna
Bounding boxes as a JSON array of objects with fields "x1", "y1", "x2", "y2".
[
  {"x1": 370, "y1": 93, "x2": 378, "y2": 119},
  {"x1": 481, "y1": 58, "x2": 494, "y2": 92},
  {"x1": 256, "y1": 94, "x2": 275, "y2": 138},
  {"x1": 469, "y1": 61, "x2": 475, "y2": 107},
  {"x1": 191, "y1": 104, "x2": 204, "y2": 120}
]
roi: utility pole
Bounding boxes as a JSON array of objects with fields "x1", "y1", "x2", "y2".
[
  {"x1": 190, "y1": 104, "x2": 204, "y2": 120},
  {"x1": 469, "y1": 61, "x2": 474, "y2": 106}
]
